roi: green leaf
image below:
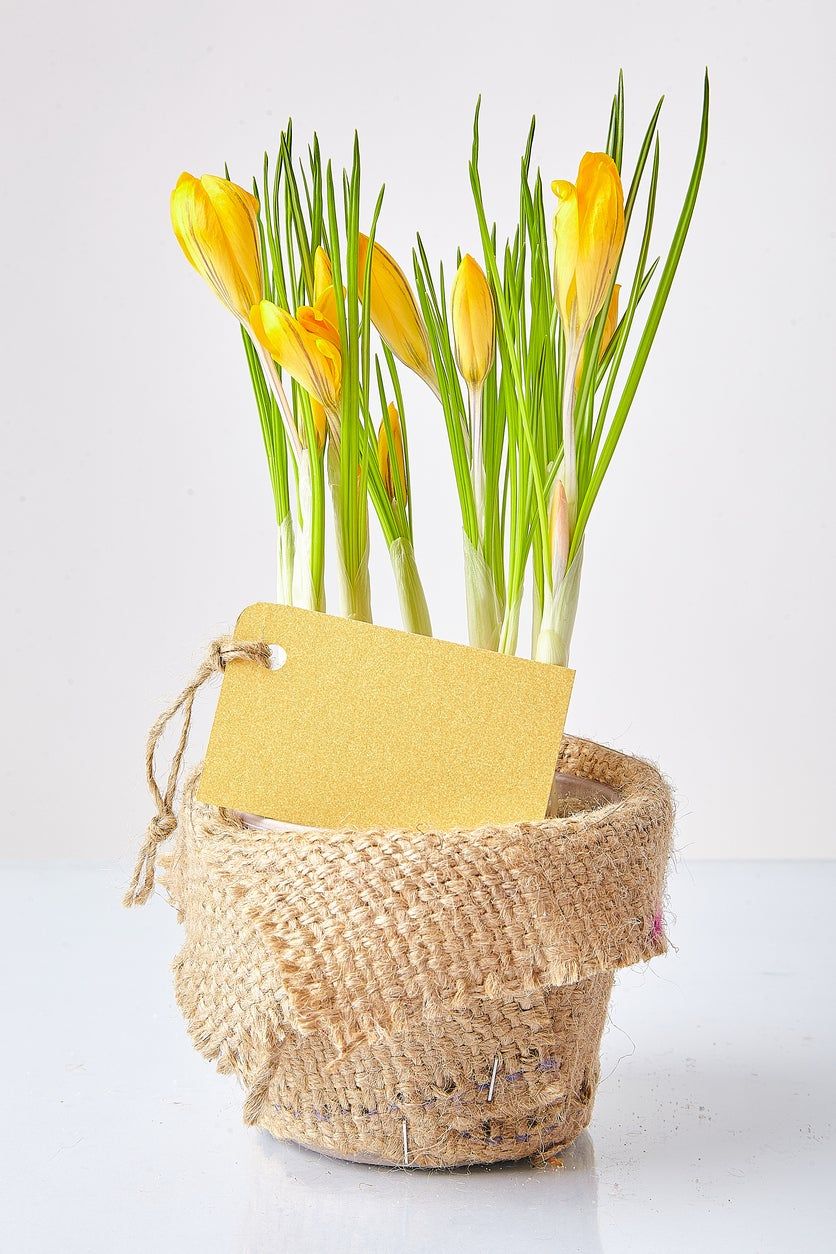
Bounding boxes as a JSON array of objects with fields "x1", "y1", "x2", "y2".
[{"x1": 570, "y1": 72, "x2": 710, "y2": 561}]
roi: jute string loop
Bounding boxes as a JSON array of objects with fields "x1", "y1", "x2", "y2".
[{"x1": 123, "y1": 636, "x2": 270, "y2": 908}]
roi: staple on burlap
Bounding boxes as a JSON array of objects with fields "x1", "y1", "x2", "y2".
[{"x1": 127, "y1": 637, "x2": 674, "y2": 1167}]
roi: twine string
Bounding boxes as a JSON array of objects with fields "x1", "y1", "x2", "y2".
[{"x1": 123, "y1": 636, "x2": 271, "y2": 908}]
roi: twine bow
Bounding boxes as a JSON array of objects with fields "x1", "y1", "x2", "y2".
[{"x1": 123, "y1": 635, "x2": 271, "y2": 908}]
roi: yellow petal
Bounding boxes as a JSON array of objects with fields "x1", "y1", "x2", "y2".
[
  {"x1": 296, "y1": 302, "x2": 341, "y2": 352},
  {"x1": 574, "y1": 153, "x2": 624, "y2": 333},
  {"x1": 358, "y1": 234, "x2": 436, "y2": 388},
  {"x1": 451, "y1": 254, "x2": 494, "y2": 388},
  {"x1": 552, "y1": 153, "x2": 624, "y2": 338},
  {"x1": 171, "y1": 174, "x2": 205, "y2": 272},
  {"x1": 250, "y1": 301, "x2": 341, "y2": 413},
  {"x1": 170, "y1": 172, "x2": 262, "y2": 320},
  {"x1": 312, "y1": 283, "x2": 340, "y2": 336},
  {"x1": 552, "y1": 179, "x2": 580, "y2": 332},
  {"x1": 377, "y1": 402, "x2": 407, "y2": 503},
  {"x1": 313, "y1": 247, "x2": 332, "y2": 304}
]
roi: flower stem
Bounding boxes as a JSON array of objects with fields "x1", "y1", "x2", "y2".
[
  {"x1": 468, "y1": 384, "x2": 486, "y2": 541},
  {"x1": 561, "y1": 336, "x2": 582, "y2": 528},
  {"x1": 533, "y1": 543, "x2": 584, "y2": 666},
  {"x1": 328, "y1": 445, "x2": 372, "y2": 622},
  {"x1": 252, "y1": 338, "x2": 304, "y2": 462},
  {"x1": 463, "y1": 532, "x2": 502, "y2": 650},
  {"x1": 276, "y1": 511, "x2": 295, "y2": 606},
  {"x1": 498, "y1": 592, "x2": 522, "y2": 655},
  {"x1": 336, "y1": 544, "x2": 372, "y2": 621},
  {"x1": 389, "y1": 537, "x2": 432, "y2": 636},
  {"x1": 292, "y1": 458, "x2": 325, "y2": 611}
]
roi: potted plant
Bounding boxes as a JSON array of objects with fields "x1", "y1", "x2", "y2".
[{"x1": 127, "y1": 72, "x2": 707, "y2": 1167}]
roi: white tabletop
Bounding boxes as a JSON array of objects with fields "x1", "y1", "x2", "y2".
[{"x1": 2, "y1": 859, "x2": 833, "y2": 1253}]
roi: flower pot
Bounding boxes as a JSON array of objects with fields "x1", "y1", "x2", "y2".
[{"x1": 155, "y1": 733, "x2": 672, "y2": 1169}]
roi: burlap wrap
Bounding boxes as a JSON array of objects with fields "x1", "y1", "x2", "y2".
[{"x1": 127, "y1": 638, "x2": 674, "y2": 1168}]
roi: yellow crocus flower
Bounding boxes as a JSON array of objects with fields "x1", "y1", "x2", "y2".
[
  {"x1": 377, "y1": 403, "x2": 407, "y2": 503},
  {"x1": 170, "y1": 173, "x2": 262, "y2": 321},
  {"x1": 249, "y1": 301, "x2": 341, "y2": 415},
  {"x1": 552, "y1": 153, "x2": 625, "y2": 340},
  {"x1": 451, "y1": 254, "x2": 494, "y2": 389},
  {"x1": 357, "y1": 234, "x2": 436, "y2": 389}
]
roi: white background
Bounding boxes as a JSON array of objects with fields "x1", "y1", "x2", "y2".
[{"x1": 1, "y1": 0, "x2": 833, "y2": 858}]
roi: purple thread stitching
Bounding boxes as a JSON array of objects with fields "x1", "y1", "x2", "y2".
[{"x1": 269, "y1": 1058, "x2": 572, "y2": 1148}]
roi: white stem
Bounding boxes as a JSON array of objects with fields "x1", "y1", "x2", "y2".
[
  {"x1": 245, "y1": 329, "x2": 304, "y2": 462},
  {"x1": 327, "y1": 443, "x2": 371, "y2": 622},
  {"x1": 276, "y1": 512, "x2": 295, "y2": 606},
  {"x1": 469, "y1": 384, "x2": 485, "y2": 541},
  {"x1": 389, "y1": 537, "x2": 432, "y2": 636},
  {"x1": 291, "y1": 458, "x2": 319, "y2": 611},
  {"x1": 498, "y1": 592, "x2": 522, "y2": 656},
  {"x1": 463, "y1": 532, "x2": 501, "y2": 651},
  {"x1": 533, "y1": 543, "x2": 584, "y2": 666},
  {"x1": 562, "y1": 336, "x2": 582, "y2": 529}
]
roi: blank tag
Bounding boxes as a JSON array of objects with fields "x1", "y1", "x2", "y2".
[{"x1": 198, "y1": 603, "x2": 574, "y2": 830}]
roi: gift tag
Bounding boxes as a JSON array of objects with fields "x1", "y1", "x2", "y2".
[{"x1": 198, "y1": 602, "x2": 574, "y2": 830}]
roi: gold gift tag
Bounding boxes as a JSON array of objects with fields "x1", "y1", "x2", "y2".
[{"x1": 198, "y1": 602, "x2": 574, "y2": 830}]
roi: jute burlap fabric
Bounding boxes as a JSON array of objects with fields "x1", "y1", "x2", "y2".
[{"x1": 126, "y1": 637, "x2": 673, "y2": 1168}]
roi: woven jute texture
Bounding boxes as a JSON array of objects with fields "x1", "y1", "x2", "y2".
[{"x1": 126, "y1": 638, "x2": 674, "y2": 1168}]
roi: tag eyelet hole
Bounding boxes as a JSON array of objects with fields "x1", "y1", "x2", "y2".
[{"x1": 268, "y1": 644, "x2": 287, "y2": 670}]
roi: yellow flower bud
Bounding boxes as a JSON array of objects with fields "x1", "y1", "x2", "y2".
[
  {"x1": 451, "y1": 254, "x2": 494, "y2": 389},
  {"x1": 552, "y1": 153, "x2": 624, "y2": 340},
  {"x1": 377, "y1": 403, "x2": 407, "y2": 503},
  {"x1": 170, "y1": 173, "x2": 262, "y2": 321},
  {"x1": 357, "y1": 234, "x2": 436, "y2": 389},
  {"x1": 549, "y1": 479, "x2": 570, "y2": 584},
  {"x1": 249, "y1": 301, "x2": 341, "y2": 415}
]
